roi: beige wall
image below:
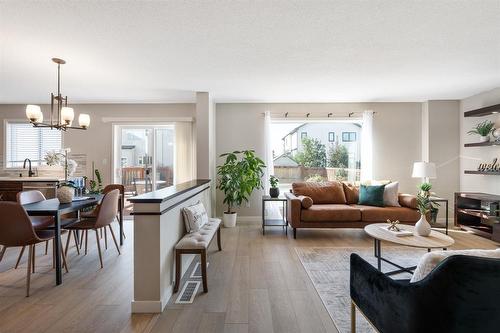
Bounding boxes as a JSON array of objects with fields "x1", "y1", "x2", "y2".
[
  {"x1": 215, "y1": 102, "x2": 423, "y2": 217},
  {"x1": 460, "y1": 88, "x2": 500, "y2": 194},
  {"x1": 0, "y1": 104, "x2": 195, "y2": 184}
]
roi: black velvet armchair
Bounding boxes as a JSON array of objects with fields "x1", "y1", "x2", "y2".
[{"x1": 350, "y1": 253, "x2": 500, "y2": 333}]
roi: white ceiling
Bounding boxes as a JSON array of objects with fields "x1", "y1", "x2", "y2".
[{"x1": 1, "y1": 1, "x2": 499, "y2": 103}]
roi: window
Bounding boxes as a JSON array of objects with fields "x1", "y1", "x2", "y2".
[
  {"x1": 328, "y1": 132, "x2": 335, "y2": 142},
  {"x1": 301, "y1": 132, "x2": 307, "y2": 140},
  {"x1": 5, "y1": 122, "x2": 62, "y2": 168},
  {"x1": 342, "y1": 132, "x2": 357, "y2": 142}
]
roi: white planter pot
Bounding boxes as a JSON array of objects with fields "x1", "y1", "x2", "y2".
[
  {"x1": 414, "y1": 214, "x2": 431, "y2": 236},
  {"x1": 479, "y1": 135, "x2": 490, "y2": 143},
  {"x1": 223, "y1": 212, "x2": 237, "y2": 228},
  {"x1": 57, "y1": 186, "x2": 74, "y2": 204}
]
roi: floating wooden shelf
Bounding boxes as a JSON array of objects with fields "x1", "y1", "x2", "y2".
[
  {"x1": 464, "y1": 103, "x2": 500, "y2": 117},
  {"x1": 464, "y1": 141, "x2": 500, "y2": 147},
  {"x1": 464, "y1": 170, "x2": 500, "y2": 175}
]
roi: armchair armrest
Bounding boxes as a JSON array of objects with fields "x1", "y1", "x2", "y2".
[
  {"x1": 398, "y1": 193, "x2": 417, "y2": 209},
  {"x1": 284, "y1": 191, "x2": 301, "y2": 227},
  {"x1": 350, "y1": 254, "x2": 417, "y2": 333}
]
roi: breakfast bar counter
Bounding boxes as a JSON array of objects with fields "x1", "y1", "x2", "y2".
[{"x1": 129, "y1": 179, "x2": 211, "y2": 313}]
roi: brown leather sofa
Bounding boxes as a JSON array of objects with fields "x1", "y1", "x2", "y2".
[{"x1": 285, "y1": 181, "x2": 420, "y2": 238}]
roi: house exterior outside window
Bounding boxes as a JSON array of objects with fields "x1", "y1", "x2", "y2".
[
  {"x1": 342, "y1": 132, "x2": 356, "y2": 142},
  {"x1": 328, "y1": 132, "x2": 335, "y2": 142}
]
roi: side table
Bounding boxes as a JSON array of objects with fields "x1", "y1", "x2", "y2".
[
  {"x1": 429, "y1": 196, "x2": 449, "y2": 235},
  {"x1": 261, "y1": 195, "x2": 288, "y2": 235}
]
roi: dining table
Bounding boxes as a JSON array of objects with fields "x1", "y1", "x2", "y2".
[{"x1": 22, "y1": 195, "x2": 103, "y2": 285}]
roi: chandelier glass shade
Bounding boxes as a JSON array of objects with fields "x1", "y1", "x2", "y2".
[{"x1": 26, "y1": 58, "x2": 90, "y2": 131}]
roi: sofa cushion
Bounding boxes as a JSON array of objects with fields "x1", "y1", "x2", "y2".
[
  {"x1": 301, "y1": 204, "x2": 361, "y2": 222},
  {"x1": 352, "y1": 205, "x2": 420, "y2": 222},
  {"x1": 176, "y1": 218, "x2": 221, "y2": 249},
  {"x1": 298, "y1": 195, "x2": 313, "y2": 209},
  {"x1": 383, "y1": 182, "x2": 401, "y2": 207},
  {"x1": 342, "y1": 182, "x2": 359, "y2": 204},
  {"x1": 399, "y1": 194, "x2": 417, "y2": 209},
  {"x1": 410, "y1": 249, "x2": 500, "y2": 283},
  {"x1": 292, "y1": 181, "x2": 346, "y2": 204},
  {"x1": 358, "y1": 185, "x2": 385, "y2": 207}
]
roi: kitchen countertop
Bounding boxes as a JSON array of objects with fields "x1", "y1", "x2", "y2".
[{"x1": 0, "y1": 177, "x2": 64, "y2": 182}]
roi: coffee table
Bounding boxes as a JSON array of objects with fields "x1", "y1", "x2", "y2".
[{"x1": 364, "y1": 223, "x2": 455, "y2": 276}]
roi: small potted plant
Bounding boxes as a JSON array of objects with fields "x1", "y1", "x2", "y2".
[
  {"x1": 217, "y1": 150, "x2": 265, "y2": 228},
  {"x1": 468, "y1": 120, "x2": 495, "y2": 142},
  {"x1": 418, "y1": 182, "x2": 440, "y2": 223},
  {"x1": 269, "y1": 175, "x2": 279, "y2": 198},
  {"x1": 415, "y1": 193, "x2": 432, "y2": 236}
]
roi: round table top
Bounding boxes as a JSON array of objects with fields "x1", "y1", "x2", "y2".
[{"x1": 364, "y1": 223, "x2": 455, "y2": 249}]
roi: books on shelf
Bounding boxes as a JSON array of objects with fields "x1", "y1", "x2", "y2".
[{"x1": 379, "y1": 225, "x2": 413, "y2": 237}]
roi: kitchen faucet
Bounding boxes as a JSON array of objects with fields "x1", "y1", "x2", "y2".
[{"x1": 23, "y1": 158, "x2": 35, "y2": 177}]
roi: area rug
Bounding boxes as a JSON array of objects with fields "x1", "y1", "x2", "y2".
[{"x1": 295, "y1": 246, "x2": 428, "y2": 333}]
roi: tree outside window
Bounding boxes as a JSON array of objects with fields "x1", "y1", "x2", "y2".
[{"x1": 294, "y1": 137, "x2": 326, "y2": 167}]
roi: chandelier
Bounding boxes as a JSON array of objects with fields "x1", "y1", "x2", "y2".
[{"x1": 26, "y1": 58, "x2": 90, "y2": 131}]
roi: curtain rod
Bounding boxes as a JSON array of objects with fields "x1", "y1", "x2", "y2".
[{"x1": 261, "y1": 111, "x2": 375, "y2": 118}]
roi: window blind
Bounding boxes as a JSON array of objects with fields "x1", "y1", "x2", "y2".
[{"x1": 5, "y1": 122, "x2": 62, "y2": 168}]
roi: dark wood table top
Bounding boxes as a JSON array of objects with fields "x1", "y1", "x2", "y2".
[{"x1": 23, "y1": 195, "x2": 103, "y2": 216}]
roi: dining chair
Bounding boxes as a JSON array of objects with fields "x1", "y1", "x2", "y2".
[
  {"x1": 65, "y1": 189, "x2": 120, "y2": 268},
  {"x1": 0, "y1": 201, "x2": 68, "y2": 296},
  {"x1": 15, "y1": 190, "x2": 76, "y2": 270},
  {"x1": 78, "y1": 184, "x2": 125, "y2": 253}
]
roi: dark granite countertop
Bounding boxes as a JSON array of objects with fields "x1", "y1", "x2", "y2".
[{"x1": 128, "y1": 179, "x2": 211, "y2": 203}]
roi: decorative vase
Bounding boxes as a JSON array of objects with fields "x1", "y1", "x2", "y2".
[
  {"x1": 223, "y1": 212, "x2": 237, "y2": 228},
  {"x1": 479, "y1": 135, "x2": 490, "y2": 143},
  {"x1": 57, "y1": 186, "x2": 74, "y2": 203},
  {"x1": 269, "y1": 187, "x2": 280, "y2": 198},
  {"x1": 414, "y1": 214, "x2": 431, "y2": 236}
]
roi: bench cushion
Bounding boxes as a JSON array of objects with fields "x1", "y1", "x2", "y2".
[{"x1": 176, "y1": 218, "x2": 221, "y2": 250}]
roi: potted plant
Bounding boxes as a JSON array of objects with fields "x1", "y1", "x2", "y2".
[
  {"x1": 57, "y1": 181, "x2": 77, "y2": 203},
  {"x1": 415, "y1": 193, "x2": 432, "y2": 236},
  {"x1": 418, "y1": 182, "x2": 432, "y2": 197},
  {"x1": 269, "y1": 175, "x2": 280, "y2": 198},
  {"x1": 468, "y1": 120, "x2": 495, "y2": 142},
  {"x1": 217, "y1": 150, "x2": 265, "y2": 228},
  {"x1": 418, "y1": 182, "x2": 440, "y2": 223}
]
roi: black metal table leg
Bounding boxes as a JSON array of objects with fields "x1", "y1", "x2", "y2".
[
  {"x1": 119, "y1": 198, "x2": 124, "y2": 245},
  {"x1": 445, "y1": 200, "x2": 449, "y2": 235},
  {"x1": 262, "y1": 199, "x2": 265, "y2": 235},
  {"x1": 54, "y1": 212, "x2": 62, "y2": 285}
]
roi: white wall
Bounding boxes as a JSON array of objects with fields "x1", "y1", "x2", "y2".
[
  {"x1": 460, "y1": 88, "x2": 500, "y2": 194},
  {"x1": 0, "y1": 104, "x2": 195, "y2": 184},
  {"x1": 215, "y1": 102, "x2": 423, "y2": 217}
]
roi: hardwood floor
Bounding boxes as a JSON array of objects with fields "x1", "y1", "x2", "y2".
[{"x1": 0, "y1": 221, "x2": 498, "y2": 333}]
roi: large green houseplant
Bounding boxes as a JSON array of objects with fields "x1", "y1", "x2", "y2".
[{"x1": 217, "y1": 150, "x2": 265, "y2": 227}]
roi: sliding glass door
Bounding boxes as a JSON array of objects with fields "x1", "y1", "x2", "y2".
[{"x1": 114, "y1": 125, "x2": 175, "y2": 196}]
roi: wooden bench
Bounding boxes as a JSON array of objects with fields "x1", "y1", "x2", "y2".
[{"x1": 173, "y1": 218, "x2": 222, "y2": 293}]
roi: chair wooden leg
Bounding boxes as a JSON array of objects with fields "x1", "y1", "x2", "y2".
[
  {"x1": 26, "y1": 245, "x2": 33, "y2": 297},
  {"x1": 79, "y1": 231, "x2": 85, "y2": 250},
  {"x1": 108, "y1": 225, "x2": 120, "y2": 255},
  {"x1": 217, "y1": 226, "x2": 222, "y2": 251},
  {"x1": 0, "y1": 246, "x2": 6, "y2": 263},
  {"x1": 173, "y1": 250, "x2": 181, "y2": 293},
  {"x1": 65, "y1": 230, "x2": 72, "y2": 257},
  {"x1": 45, "y1": 241, "x2": 49, "y2": 255},
  {"x1": 85, "y1": 230, "x2": 88, "y2": 255},
  {"x1": 351, "y1": 301, "x2": 356, "y2": 333},
  {"x1": 95, "y1": 230, "x2": 103, "y2": 269},
  {"x1": 15, "y1": 246, "x2": 25, "y2": 269},
  {"x1": 32, "y1": 244, "x2": 35, "y2": 273},
  {"x1": 100, "y1": 228, "x2": 103, "y2": 239},
  {"x1": 201, "y1": 249, "x2": 208, "y2": 293},
  {"x1": 104, "y1": 226, "x2": 108, "y2": 250},
  {"x1": 61, "y1": 242, "x2": 69, "y2": 273},
  {"x1": 73, "y1": 231, "x2": 80, "y2": 255}
]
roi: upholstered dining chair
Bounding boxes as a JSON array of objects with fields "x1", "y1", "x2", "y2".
[
  {"x1": 64, "y1": 189, "x2": 120, "y2": 268},
  {"x1": 77, "y1": 184, "x2": 125, "y2": 252},
  {"x1": 0, "y1": 202, "x2": 69, "y2": 296},
  {"x1": 15, "y1": 190, "x2": 75, "y2": 270}
]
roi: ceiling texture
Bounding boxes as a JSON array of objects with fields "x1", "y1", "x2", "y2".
[{"x1": 1, "y1": 0, "x2": 499, "y2": 103}]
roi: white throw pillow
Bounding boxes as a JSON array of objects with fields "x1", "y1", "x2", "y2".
[
  {"x1": 410, "y1": 249, "x2": 500, "y2": 283},
  {"x1": 182, "y1": 202, "x2": 208, "y2": 233},
  {"x1": 383, "y1": 181, "x2": 400, "y2": 207}
]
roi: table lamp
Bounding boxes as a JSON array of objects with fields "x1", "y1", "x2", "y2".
[{"x1": 412, "y1": 161, "x2": 436, "y2": 183}]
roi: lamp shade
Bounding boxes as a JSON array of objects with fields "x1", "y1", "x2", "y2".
[
  {"x1": 412, "y1": 162, "x2": 436, "y2": 179},
  {"x1": 78, "y1": 113, "x2": 90, "y2": 128},
  {"x1": 26, "y1": 104, "x2": 42, "y2": 122},
  {"x1": 61, "y1": 107, "x2": 75, "y2": 124}
]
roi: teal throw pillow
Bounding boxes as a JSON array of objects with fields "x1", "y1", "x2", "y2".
[{"x1": 358, "y1": 184, "x2": 386, "y2": 207}]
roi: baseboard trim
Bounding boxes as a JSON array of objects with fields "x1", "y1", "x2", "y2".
[{"x1": 131, "y1": 300, "x2": 165, "y2": 313}]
